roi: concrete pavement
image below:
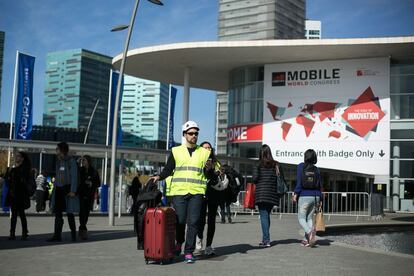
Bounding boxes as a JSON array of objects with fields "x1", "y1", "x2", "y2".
[{"x1": 0, "y1": 213, "x2": 413, "y2": 276}]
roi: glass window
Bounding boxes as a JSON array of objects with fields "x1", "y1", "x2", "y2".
[
  {"x1": 390, "y1": 160, "x2": 414, "y2": 178},
  {"x1": 391, "y1": 141, "x2": 414, "y2": 158},
  {"x1": 391, "y1": 129, "x2": 414, "y2": 139},
  {"x1": 391, "y1": 64, "x2": 414, "y2": 75},
  {"x1": 391, "y1": 95, "x2": 414, "y2": 119},
  {"x1": 390, "y1": 75, "x2": 414, "y2": 94}
]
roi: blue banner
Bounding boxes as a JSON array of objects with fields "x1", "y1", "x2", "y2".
[
  {"x1": 167, "y1": 86, "x2": 177, "y2": 149},
  {"x1": 1, "y1": 180, "x2": 10, "y2": 212},
  {"x1": 14, "y1": 53, "x2": 35, "y2": 140},
  {"x1": 108, "y1": 71, "x2": 123, "y2": 145}
]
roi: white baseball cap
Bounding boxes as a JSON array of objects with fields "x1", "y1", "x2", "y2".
[{"x1": 182, "y1": 120, "x2": 199, "y2": 133}]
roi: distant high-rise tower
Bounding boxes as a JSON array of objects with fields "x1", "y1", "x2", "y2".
[
  {"x1": 218, "y1": 0, "x2": 305, "y2": 41},
  {"x1": 0, "y1": 31, "x2": 5, "y2": 107},
  {"x1": 43, "y1": 49, "x2": 112, "y2": 144},
  {"x1": 305, "y1": 20, "x2": 321, "y2": 39},
  {"x1": 121, "y1": 75, "x2": 170, "y2": 148},
  {"x1": 216, "y1": 0, "x2": 306, "y2": 155}
]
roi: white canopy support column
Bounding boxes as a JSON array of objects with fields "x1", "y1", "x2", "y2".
[{"x1": 183, "y1": 67, "x2": 190, "y2": 123}]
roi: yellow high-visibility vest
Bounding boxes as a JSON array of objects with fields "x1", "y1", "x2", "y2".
[
  {"x1": 165, "y1": 176, "x2": 172, "y2": 196},
  {"x1": 169, "y1": 145, "x2": 210, "y2": 196}
]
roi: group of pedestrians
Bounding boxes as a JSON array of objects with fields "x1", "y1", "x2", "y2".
[
  {"x1": 145, "y1": 120, "x2": 323, "y2": 264},
  {"x1": 4, "y1": 142, "x2": 101, "y2": 242},
  {"x1": 253, "y1": 145, "x2": 322, "y2": 248},
  {"x1": 3, "y1": 121, "x2": 323, "y2": 264}
]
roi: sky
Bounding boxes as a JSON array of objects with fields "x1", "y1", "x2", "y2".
[{"x1": 0, "y1": 0, "x2": 414, "y2": 145}]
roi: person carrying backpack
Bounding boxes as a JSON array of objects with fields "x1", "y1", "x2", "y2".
[
  {"x1": 220, "y1": 165, "x2": 243, "y2": 224},
  {"x1": 292, "y1": 149, "x2": 323, "y2": 247}
]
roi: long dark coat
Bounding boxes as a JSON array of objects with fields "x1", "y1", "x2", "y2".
[
  {"x1": 252, "y1": 164, "x2": 285, "y2": 206},
  {"x1": 5, "y1": 166, "x2": 32, "y2": 210}
]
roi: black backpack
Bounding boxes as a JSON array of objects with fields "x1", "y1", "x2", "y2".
[
  {"x1": 301, "y1": 164, "x2": 319, "y2": 190},
  {"x1": 223, "y1": 165, "x2": 243, "y2": 203}
]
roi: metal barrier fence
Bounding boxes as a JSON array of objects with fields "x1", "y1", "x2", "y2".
[{"x1": 231, "y1": 191, "x2": 371, "y2": 221}]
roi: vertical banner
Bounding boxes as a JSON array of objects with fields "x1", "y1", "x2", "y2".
[
  {"x1": 167, "y1": 86, "x2": 177, "y2": 150},
  {"x1": 14, "y1": 53, "x2": 35, "y2": 140},
  {"x1": 108, "y1": 70, "x2": 123, "y2": 145}
]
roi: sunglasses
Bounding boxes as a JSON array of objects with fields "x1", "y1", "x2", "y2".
[{"x1": 186, "y1": 132, "x2": 199, "y2": 136}]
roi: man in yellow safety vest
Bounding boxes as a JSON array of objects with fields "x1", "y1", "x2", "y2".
[{"x1": 150, "y1": 120, "x2": 215, "y2": 264}]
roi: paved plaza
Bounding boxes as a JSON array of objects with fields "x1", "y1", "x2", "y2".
[{"x1": 0, "y1": 213, "x2": 413, "y2": 276}]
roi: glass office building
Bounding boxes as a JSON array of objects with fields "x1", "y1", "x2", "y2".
[
  {"x1": 218, "y1": 0, "x2": 305, "y2": 40},
  {"x1": 305, "y1": 20, "x2": 321, "y2": 39},
  {"x1": 43, "y1": 49, "x2": 112, "y2": 144},
  {"x1": 121, "y1": 75, "x2": 169, "y2": 148}
]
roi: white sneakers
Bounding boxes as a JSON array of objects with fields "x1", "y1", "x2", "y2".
[
  {"x1": 195, "y1": 237, "x2": 203, "y2": 251},
  {"x1": 195, "y1": 238, "x2": 215, "y2": 256},
  {"x1": 205, "y1": 246, "x2": 215, "y2": 256}
]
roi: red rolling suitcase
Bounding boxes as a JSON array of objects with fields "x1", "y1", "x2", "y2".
[{"x1": 144, "y1": 207, "x2": 176, "y2": 264}]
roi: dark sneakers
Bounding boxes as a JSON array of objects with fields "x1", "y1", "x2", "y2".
[
  {"x1": 8, "y1": 233, "x2": 16, "y2": 240},
  {"x1": 78, "y1": 229, "x2": 88, "y2": 240},
  {"x1": 21, "y1": 232, "x2": 28, "y2": 241}
]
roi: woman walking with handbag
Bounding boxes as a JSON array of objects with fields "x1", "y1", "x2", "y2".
[
  {"x1": 292, "y1": 149, "x2": 323, "y2": 247},
  {"x1": 253, "y1": 144, "x2": 285, "y2": 247}
]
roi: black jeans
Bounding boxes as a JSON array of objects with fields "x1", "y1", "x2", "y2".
[
  {"x1": 206, "y1": 200, "x2": 220, "y2": 247},
  {"x1": 10, "y1": 204, "x2": 28, "y2": 234},
  {"x1": 79, "y1": 196, "x2": 93, "y2": 231},
  {"x1": 197, "y1": 198, "x2": 207, "y2": 240},
  {"x1": 54, "y1": 186, "x2": 76, "y2": 236},
  {"x1": 172, "y1": 194, "x2": 204, "y2": 254}
]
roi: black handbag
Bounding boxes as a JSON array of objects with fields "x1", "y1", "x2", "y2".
[{"x1": 275, "y1": 165, "x2": 288, "y2": 195}]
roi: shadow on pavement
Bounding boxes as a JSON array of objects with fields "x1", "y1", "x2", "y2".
[
  {"x1": 0, "y1": 230, "x2": 135, "y2": 250},
  {"x1": 391, "y1": 216, "x2": 414, "y2": 222}
]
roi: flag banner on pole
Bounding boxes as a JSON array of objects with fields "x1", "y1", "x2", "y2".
[
  {"x1": 168, "y1": 86, "x2": 177, "y2": 149},
  {"x1": 109, "y1": 71, "x2": 123, "y2": 145},
  {"x1": 14, "y1": 53, "x2": 35, "y2": 140}
]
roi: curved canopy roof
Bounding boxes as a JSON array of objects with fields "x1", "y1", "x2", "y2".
[{"x1": 113, "y1": 37, "x2": 414, "y2": 91}]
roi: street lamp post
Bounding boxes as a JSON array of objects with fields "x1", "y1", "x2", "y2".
[{"x1": 109, "y1": 0, "x2": 163, "y2": 226}]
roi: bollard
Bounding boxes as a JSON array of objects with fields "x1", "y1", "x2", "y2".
[
  {"x1": 1, "y1": 180, "x2": 10, "y2": 213},
  {"x1": 100, "y1": 184, "x2": 108, "y2": 213}
]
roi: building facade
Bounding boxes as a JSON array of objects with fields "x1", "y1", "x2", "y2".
[
  {"x1": 225, "y1": 59, "x2": 414, "y2": 211},
  {"x1": 218, "y1": 0, "x2": 306, "y2": 40},
  {"x1": 43, "y1": 49, "x2": 112, "y2": 144},
  {"x1": 120, "y1": 75, "x2": 169, "y2": 148},
  {"x1": 216, "y1": 0, "x2": 306, "y2": 154},
  {"x1": 305, "y1": 20, "x2": 321, "y2": 39},
  {"x1": 112, "y1": 36, "x2": 414, "y2": 211}
]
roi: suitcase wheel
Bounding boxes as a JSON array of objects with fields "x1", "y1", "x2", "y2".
[{"x1": 145, "y1": 258, "x2": 149, "y2": 265}]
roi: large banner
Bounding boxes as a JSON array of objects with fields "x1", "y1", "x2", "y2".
[
  {"x1": 14, "y1": 53, "x2": 35, "y2": 140},
  {"x1": 263, "y1": 57, "x2": 390, "y2": 175},
  {"x1": 167, "y1": 86, "x2": 177, "y2": 150},
  {"x1": 108, "y1": 70, "x2": 123, "y2": 146}
]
